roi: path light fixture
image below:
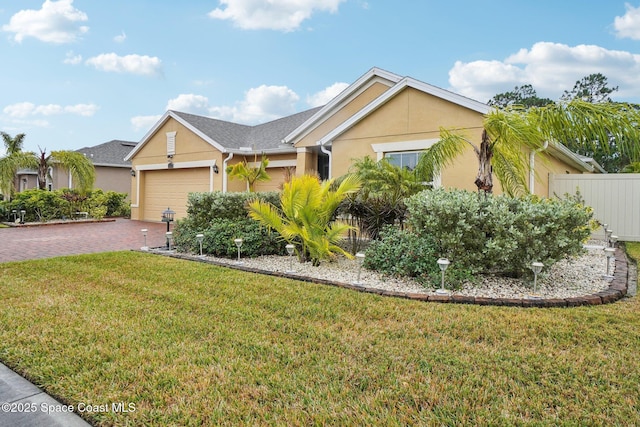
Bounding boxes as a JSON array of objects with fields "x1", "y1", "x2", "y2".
[
  {"x1": 353, "y1": 252, "x2": 366, "y2": 285},
  {"x1": 11, "y1": 209, "x2": 17, "y2": 222},
  {"x1": 285, "y1": 244, "x2": 295, "y2": 273},
  {"x1": 436, "y1": 258, "x2": 450, "y2": 295},
  {"x1": 196, "y1": 233, "x2": 205, "y2": 257},
  {"x1": 610, "y1": 235, "x2": 618, "y2": 248},
  {"x1": 166, "y1": 232, "x2": 173, "y2": 252},
  {"x1": 603, "y1": 247, "x2": 615, "y2": 279},
  {"x1": 529, "y1": 262, "x2": 544, "y2": 299},
  {"x1": 234, "y1": 238, "x2": 244, "y2": 264},
  {"x1": 19, "y1": 210, "x2": 25, "y2": 224},
  {"x1": 141, "y1": 229, "x2": 149, "y2": 251},
  {"x1": 605, "y1": 229, "x2": 613, "y2": 247},
  {"x1": 161, "y1": 207, "x2": 175, "y2": 249}
]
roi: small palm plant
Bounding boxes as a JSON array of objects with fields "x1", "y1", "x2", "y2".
[
  {"x1": 226, "y1": 153, "x2": 270, "y2": 192},
  {"x1": 248, "y1": 174, "x2": 361, "y2": 266}
]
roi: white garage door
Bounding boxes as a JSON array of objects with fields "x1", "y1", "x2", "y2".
[{"x1": 143, "y1": 168, "x2": 210, "y2": 222}]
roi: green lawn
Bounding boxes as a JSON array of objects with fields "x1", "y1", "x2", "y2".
[{"x1": 1, "y1": 251, "x2": 639, "y2": 426}]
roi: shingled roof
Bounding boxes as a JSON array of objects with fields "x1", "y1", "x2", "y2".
[
  {"x1": 77, "y1": 140, "x2": 138, "y2": 167},
  {"x1": 172, "y1": 107, "x2": 323, "y2": 151}
]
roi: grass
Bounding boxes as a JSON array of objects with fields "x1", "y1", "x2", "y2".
[
  {"x1": 1, "y1": 251, "x2": 639, "y2": 426},
  {"x1": 626, "y1": 241, "x2": 640, "y2": 263}
]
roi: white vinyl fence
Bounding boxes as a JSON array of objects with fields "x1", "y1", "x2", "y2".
[{"x1": 549, "y1": 173, "x2": 640, "y2": 242}]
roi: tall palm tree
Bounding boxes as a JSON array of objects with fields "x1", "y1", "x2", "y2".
[
  {"x1": 34, "y1": 148, "x2": 95, "y2": 192},
  {"x1": 0, "y1": 132, "x2": 35, "y2": 197},
  {"x1": 416, "y1": 100, "x2": 640, "y2": 196}
]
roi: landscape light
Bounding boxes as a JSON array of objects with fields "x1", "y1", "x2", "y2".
[
  {"x1": 196, "y1": 233, "x2": 205, "y2": 257},
  {"x1": 234, "y1": 238, "x2": 243, "y2": 264},
  {"x1": 436, "y1": 258, "x2": 450, "y2": 295},
  {"x1": 353, "y1": 252, "x2": 366, "y2": 285},
  {"x1": 286, "y1": 244, "x2": 295, "y2": 273},
  {"x1": 141, "y1": 228, "x2": 148, "y2": 251}
]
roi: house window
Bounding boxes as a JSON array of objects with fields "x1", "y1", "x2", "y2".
[
  {"x1": 166, "y1": 132, "x2": 176, "y2": 157},
  {"x1": 385, "y1": 151, "x2": 420, "y2": 171}
]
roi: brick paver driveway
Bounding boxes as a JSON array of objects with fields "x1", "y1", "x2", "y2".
[{"x1": 0, "y1": 218, "x2": 170, "y2": 263}]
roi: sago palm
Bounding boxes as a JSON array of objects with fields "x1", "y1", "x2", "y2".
[{"x1": 248, "y1": 174, "x2": 361, "y2": 266}]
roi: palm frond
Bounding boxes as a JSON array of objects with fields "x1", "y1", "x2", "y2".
[{"x1": 415, "y1": 129, "x2": 472, "y2": 181}]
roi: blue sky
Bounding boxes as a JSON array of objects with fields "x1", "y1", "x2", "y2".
[{"x1": 1, "y1": 0, "x2": 640, "y2": 155}]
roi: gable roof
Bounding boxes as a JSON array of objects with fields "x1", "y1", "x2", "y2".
[
  {"x1": 317, "y1": 76, "x2": 491, "y2": 146},
  {"x1": 77, "y1": 139, "x2": 137, "y2": 167},
  {"x1": 282, "y1": 67, "x2": 403, "y2": 145},
  {"x1": 125, "y1": 107, "x2": 322, "y2": 161}
]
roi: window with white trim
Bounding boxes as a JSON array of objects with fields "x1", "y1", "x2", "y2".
[{"x1": 385, "y1": 151, "x2": 420, "y2": 171}]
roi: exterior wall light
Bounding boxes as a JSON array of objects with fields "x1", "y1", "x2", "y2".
[
  {"x1": 286, "y1": 244, "x2": 295, "y2": 273},
  {"x1": 436, "y1": 258, "x2": 450, "y2": 295},
  {"x1": 353, "y1": 252, "x2": 366, "y2": 285},
  {"x1": 213, "y1": 164, "x2": 219, "y2": 174},
  {"x1": 196, "y1": 233, "x2": 205, "y2": 257},
  {"x1": 234, "y1": 238, "x2": 243, "y2": 264},
  {"x1": 141, "y1": 228, "x2": 149, "y2": 251}
]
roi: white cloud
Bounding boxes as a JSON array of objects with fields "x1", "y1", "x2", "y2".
[
  {"x1": 157, "y1": 85, "x2": 301, "y2": 125},
  {"x1": 614, "y1": 3, "x2": 640, "y2": 40},
  {"x1": 63, "y1": 50, "x2": 82, "y2": 65},
  {"x1": 166, "y1": 94, "x2": 211, "y2": 116},
  {"x1": 131, "y1": 115, "x2": 161, "y2": 132},
  {"x1": 306, "y1": 82, "x2": 349, "y2": 107},
  {"x1": 2, "y1": 0, "x2": 89, "y2": 44},
  {"x1": 3, "y1": 101, "x2": 98, "y2": 118},
  {"x1": 114, "y1": 31, "x2": 126, "y2": 43},
  {"x1": 85, "y1": 53, "x2": 162, "y2": 76},
  {"x1": 212, "y1": 85, "x2": 300, "y2": 123},
  {"x1": 209, "y1": 0, "x2": 345, "y2": 31},
  {"x1": 448, "y1": 42, "x2": 640, "y2": 102}
]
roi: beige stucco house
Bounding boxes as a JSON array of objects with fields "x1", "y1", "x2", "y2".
[
  {"x1": 12, "y1": 140, "x2": 136, "y2": 198},
  {"x1": 126, "y1": 67, "x2": 602, "y2": 222}
]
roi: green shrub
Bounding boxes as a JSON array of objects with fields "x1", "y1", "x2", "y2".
[
  {"x1": 364, "y1": 225, "x2": 473, "y2": 287},
  {"x1": 174, "y1": 217, "x2": 285, "y2": 258},
  {"x1": 406, "y1": 189, "x2": 593, "y2": 276},
  {"x1": 187, "y1": 191, "x2": 281, "y2": 230},
  {"x1": 5, "y1": 189, "x2": 64, "y2": 222}
]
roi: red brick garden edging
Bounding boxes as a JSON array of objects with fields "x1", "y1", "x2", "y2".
[{"x1": 153, "y1": 247, "x2": 630, "y2": 308}]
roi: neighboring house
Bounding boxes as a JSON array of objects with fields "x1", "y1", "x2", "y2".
[
  {"x1": 75, "y1": 139, "x2": 138, "y2": 198},
  {"x1": 12, "y1": 140, "x2": 137, "y2": 198},
  {"x1": 126, "y1": 67, "x2": 601, "y2": 222}
]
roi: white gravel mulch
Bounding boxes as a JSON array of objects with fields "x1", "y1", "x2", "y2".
[{"x1": 163, "y1": 240, "x2": 614, "y2": 300}]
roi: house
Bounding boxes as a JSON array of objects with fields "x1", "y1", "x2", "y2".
[
  {"x1": 12, "y1": 140, "x2": 137, "y2": 197},
  {"x1": 126, "y1": 67, "x2": 601, "y2": 222},
  {"x1": 75, "y1": 139, "x2": 137, "y2": 198}
]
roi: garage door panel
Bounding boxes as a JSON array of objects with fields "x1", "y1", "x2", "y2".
[{"x1": 143, "y1": 168, "x2": 210, "y2": 221}]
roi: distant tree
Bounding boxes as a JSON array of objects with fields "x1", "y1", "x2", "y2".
[
  {"x1": 1, "y1": 132, "x2": 26, "y2": 155},
  {"x1": 488, "y1": 84, "x2": 553, "y2": 109},
  {"x1": 560, "y1": 73, "x2": 618, "y2": 103},
  {"x1": 0, "y1": 132, "x2": 36, "y2": 197}
]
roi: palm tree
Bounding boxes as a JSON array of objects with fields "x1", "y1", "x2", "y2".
[
  {"x1": 248, "y1": 174, "x2": 361, "y2": 266},
  {"x1": 0, "y1": 132, "x2": 35, "y2": 197},
  {"x1": 0, "y1": 134, "x2": 95, "y2": 197},
  {"x1": 226, "y1": 153, "x2": 270, "y2": 192},
  {"x1": 416, "y1": 100, "x2": 640, "y2": 195}
]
